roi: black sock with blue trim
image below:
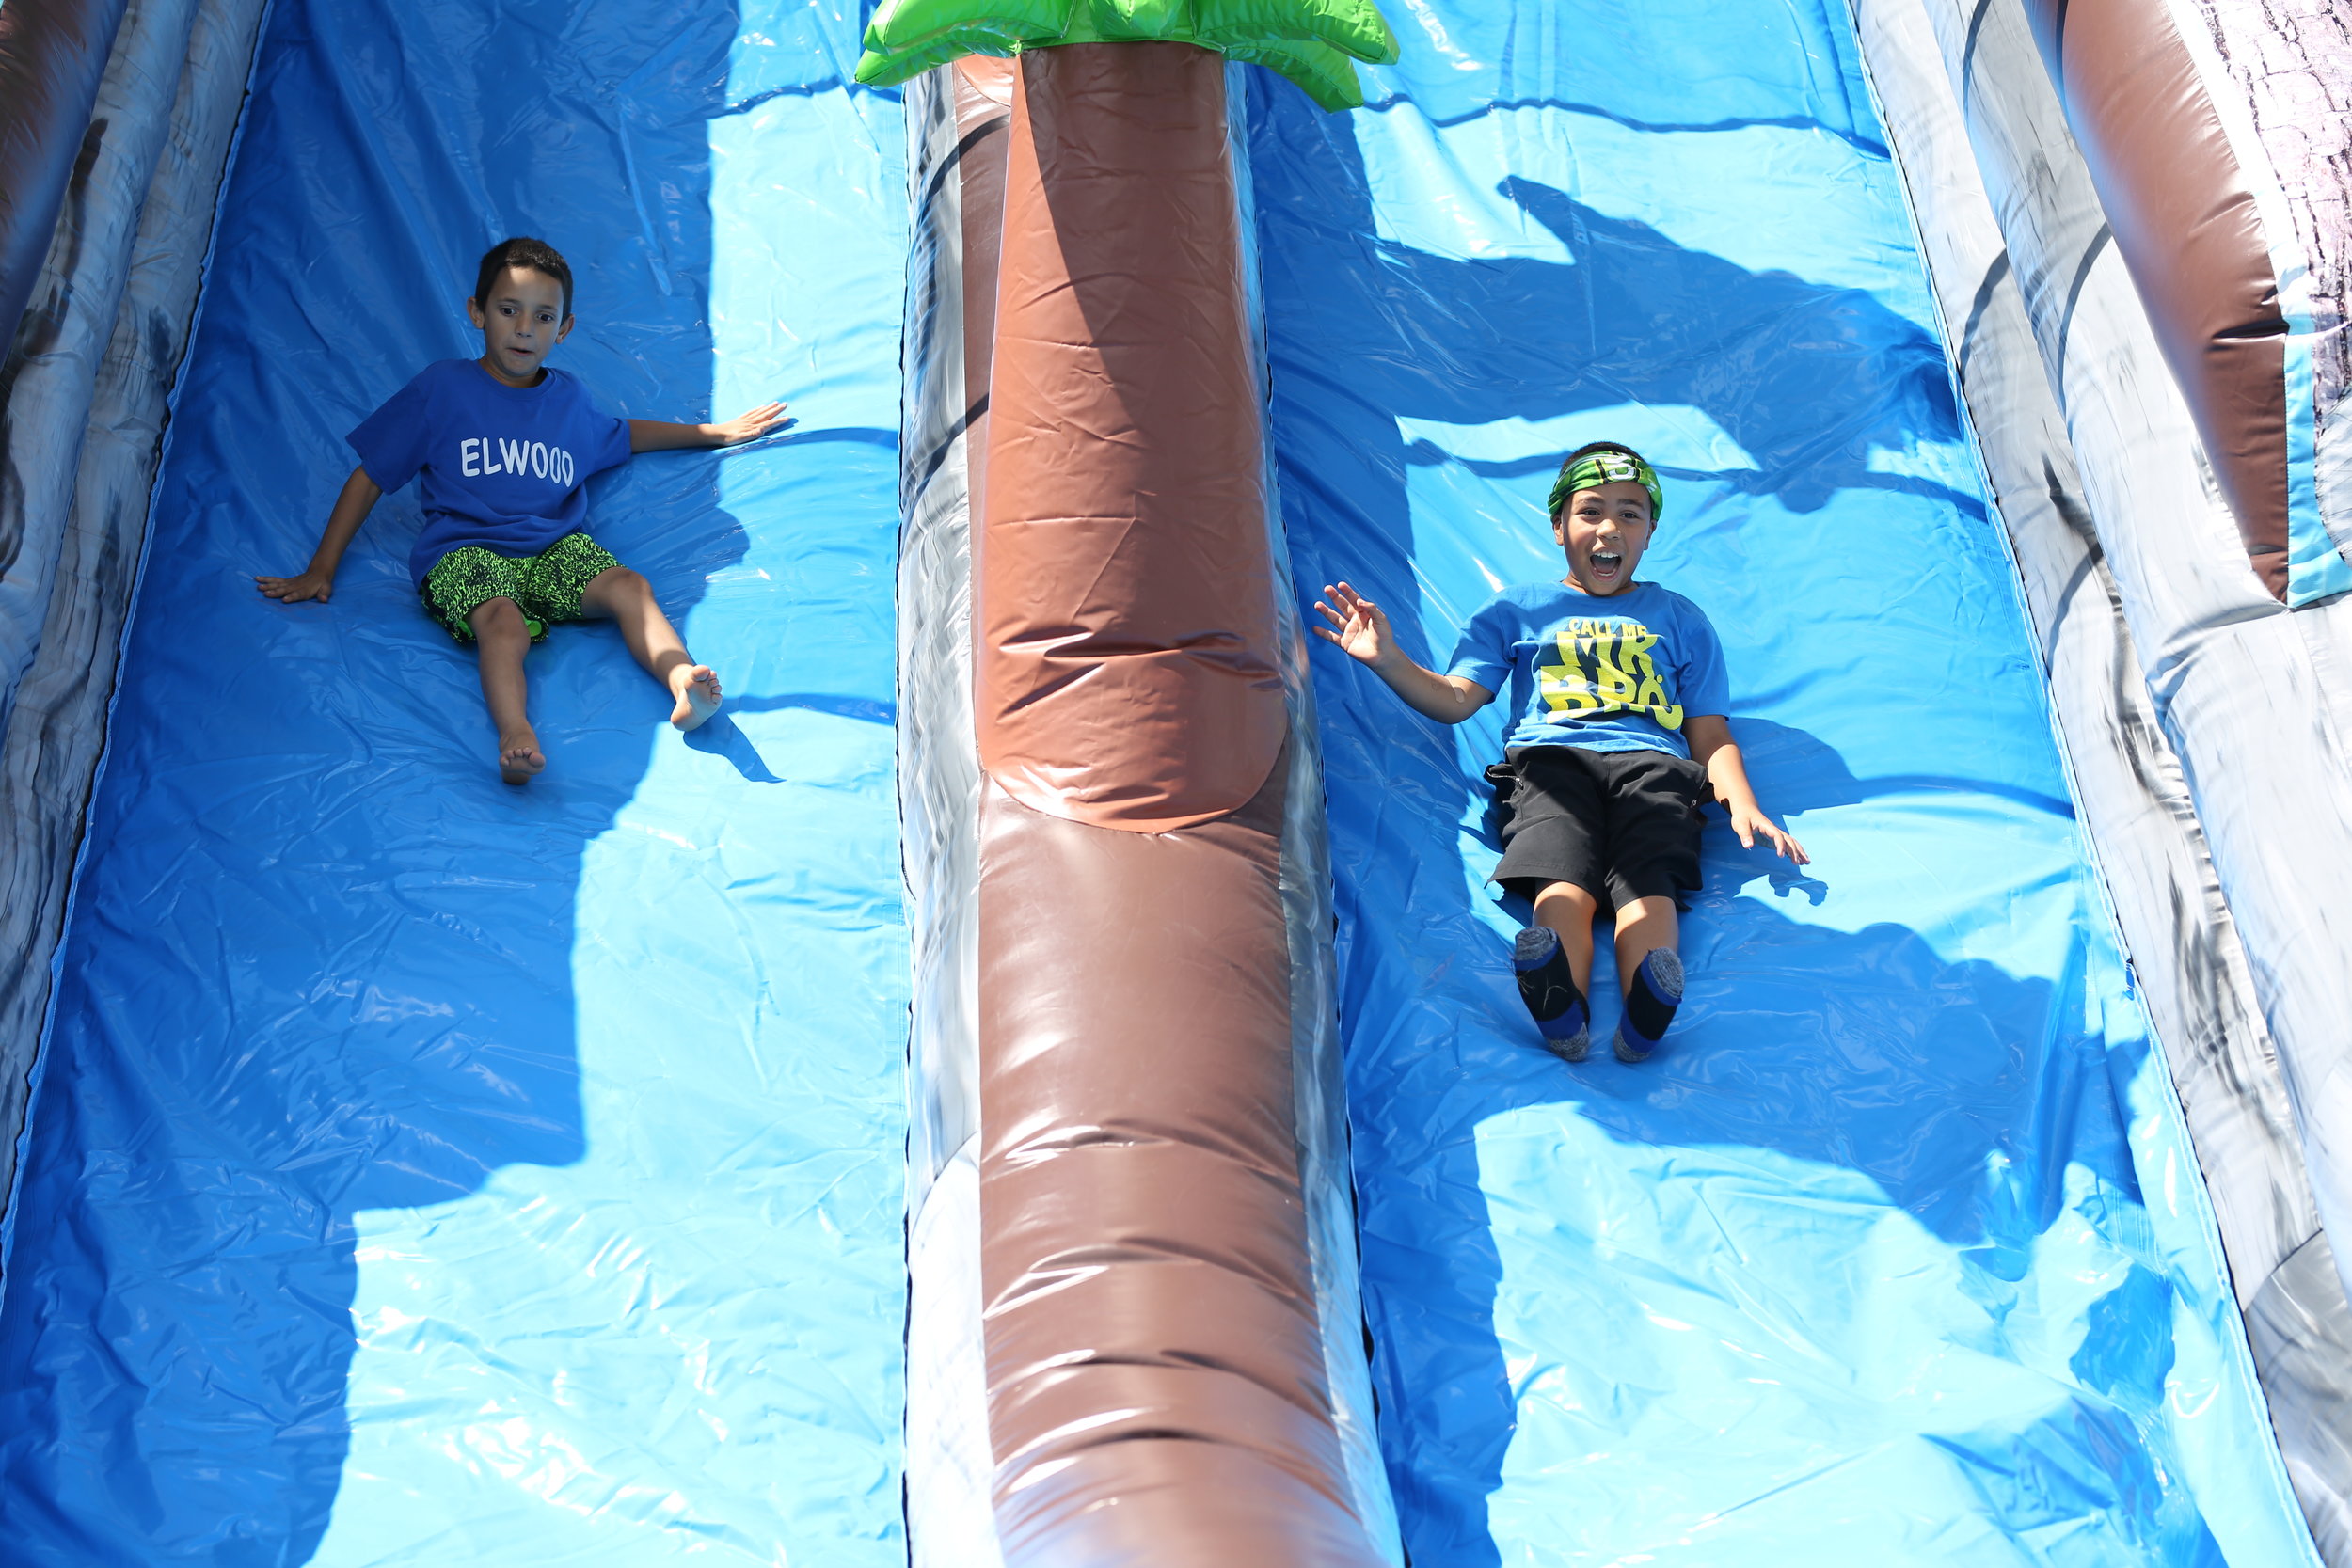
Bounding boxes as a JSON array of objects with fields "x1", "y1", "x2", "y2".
[
  {"x1": 1514, "y1": 926, "x2": 1590, "y2": 1060},
  {"x1": 1614, "y1": 947, "x2": 1684, "y2": 1062}
]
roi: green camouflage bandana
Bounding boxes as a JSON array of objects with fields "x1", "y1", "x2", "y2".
[{"x1": 1548, "y1": 449, "x2": 1663, "y2": 523}]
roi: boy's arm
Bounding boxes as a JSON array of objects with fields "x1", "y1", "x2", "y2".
[
  {"x1": 1312, "y1": 580, "x2": 1491, "y2": 724},
  {"x1": 1685, "y1": 714, "x2": 1808, "y2": 863},
  {"x1": 255, "y1": 466, "x2": 382, "y2": 604},
  {"x1": 628, "y1": 400, "x2": 788, "y2": 452}
]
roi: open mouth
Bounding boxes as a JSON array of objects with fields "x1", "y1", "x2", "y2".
[{"x1": 1589, "y1": 548, "x2": 1623, "y2": 578}]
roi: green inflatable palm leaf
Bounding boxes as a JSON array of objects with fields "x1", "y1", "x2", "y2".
[{"x1": 854, "y1": 0, "x2": 1400, "y2": 111}]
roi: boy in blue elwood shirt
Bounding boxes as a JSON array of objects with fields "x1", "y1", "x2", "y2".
[
  {"x1": 1315, "y1": 443, "x2": 1807, "y2": 1062},
  {"x1": 258, "y1": 236, "x2": 787, "y2": 784}
]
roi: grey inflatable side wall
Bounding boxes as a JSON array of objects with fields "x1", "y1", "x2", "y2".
[
  {"x1": 898, "y1": 60, "x2": 1001, "y2": 1568},
  {"x1": 0, "y1": 0, "x2": 271, "y2": 1232},
  {"x1": 1848, "y1": 0, "x2": 2352, "y2": 1554}
]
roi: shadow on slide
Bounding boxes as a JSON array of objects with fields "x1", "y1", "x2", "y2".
[{"x1": 1249, "y1": 61, "x2": 2258, "y2": 1568}]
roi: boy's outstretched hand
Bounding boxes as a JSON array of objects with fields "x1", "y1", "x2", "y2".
[
  {"x1": 1313, "y1": 581, "x2": 1397, "y2": 669},
  {"x1": 1313, "y1": 579, "x2": 1492, "y2": 724},
  {"x1": 632, "y1": 404, "x2": 792, "y2": 452},
  {"x1": 256, "y1": 567, "x2": 335, "y2": 604},
  {"x1": 1726, "y1": 802, "x2": 1809, "y2": 865},
  {"x1": 709, "y1": 401, "x2": 788, "y2": 446}
]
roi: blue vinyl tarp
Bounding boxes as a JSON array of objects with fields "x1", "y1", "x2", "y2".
[
  {"x1": 0, "y1": 3, "x2": 909, "y2": 1563},
  {"x1": 1244, "y1": 4, "x2": 2318, "y2": 1564}
]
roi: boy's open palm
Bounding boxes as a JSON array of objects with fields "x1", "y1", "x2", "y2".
[
  {"x1": 256, "y1": 568, "x2": 334, "y2": 604},
  {"x1": 710, "y1": 401, "x2": 788, "y2": 446},
  {"x1": 1313, "y1": 581, "x2": 1395, "y2": 668}
]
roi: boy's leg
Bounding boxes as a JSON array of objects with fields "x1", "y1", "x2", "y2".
[
  {"x1": 421, "y1": 546, "x2": 544, "y2": 782},
  {"x1": 1598, "y1": 750, "x2": 1706, "y2": 1062},
  {"x1": 1611, "y1": 896, "x2": 1684, "y2": 1063},
  {"x1": 1613, "y1": 896, "x2": 1677, "y2": 991},
  {"x1": 1512, "y1": 880, "x2": 1597, "y2": 1061},
  {"x1": 1533, "y1": 880, "x2": 1600, "y2": 993},
  {"x1": 579, "y1": 564, "x2": 722, "y2": 730},
  {"x1": 469, "y1": 596, "x2": 544, "y2": 784},
  {"x1": 1494, "y1": 751, "x2": 1609, "y2": 1060}
]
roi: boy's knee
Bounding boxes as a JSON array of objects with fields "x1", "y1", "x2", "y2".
[
  {"x1": 1533, "y1": 880, "x2": 1598, "y2": 918},
  {"x1": 590, "y1": 565, "x2": 647, "y2": 598},
  {"x1": 470, "y1": 596, "x2": 528, "y2": 639}
]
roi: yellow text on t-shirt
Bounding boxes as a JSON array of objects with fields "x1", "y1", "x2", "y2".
[{"x1": 1535, "y1": 619, "x2": 1683, "y2": 730}]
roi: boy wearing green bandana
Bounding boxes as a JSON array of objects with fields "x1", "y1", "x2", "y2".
[{"x1": 1314, "y1": 441, "x2": 1806, "y2": 1062}]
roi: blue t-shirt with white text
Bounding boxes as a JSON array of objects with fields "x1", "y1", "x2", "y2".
[
  {"x1": 1446, "y1": 579, "x2": 1731, "y2": 758},
  {"x1": 347, "y1": 358, "x2": 634, "y2": 586}
]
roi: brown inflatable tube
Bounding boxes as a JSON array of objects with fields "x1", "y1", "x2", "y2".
[
  {"x1": 968, "y1": 41, "x2": 1384, "y2": 1567},
  {"x1": 0, "y1": 0, "x2": 128, "y2": 347},
  {"x1": 2023, "y1": 0, "x2": 2293, "y2": 598},
  {"x1": 978, "y1": 773, "x2": 1378, "y2": 1563},
  {"x1": 977, "y1": 40, "x2": 1289, "y2": 832}
]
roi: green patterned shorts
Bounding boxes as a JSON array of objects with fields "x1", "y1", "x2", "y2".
[{"x1": 420, "y1": 531, "x2": 622, "y2": 644}]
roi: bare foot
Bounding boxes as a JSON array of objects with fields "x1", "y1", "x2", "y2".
[
  {"x1": 670, "y1": 664, "x2": 722, "y2": 731},
  {"x1": 499, "y1": 729, "x2": 546, "y2": 785}
]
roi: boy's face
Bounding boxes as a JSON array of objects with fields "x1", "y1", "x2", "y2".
[
  {"x1": 468, "y1": 265, "x2": 572, "y2": 386},
  {"x1": 1552, "y1": 480, "x2": 1655, "y2": 595}
]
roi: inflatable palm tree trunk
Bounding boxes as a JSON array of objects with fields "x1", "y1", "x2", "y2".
[{"x1": 871, "y1": 4, "x2": 1402, "y2": 1564}]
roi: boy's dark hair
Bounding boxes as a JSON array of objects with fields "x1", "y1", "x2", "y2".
[{"x1": 473, "y1": 236, "x2": 573, "y2": 317}]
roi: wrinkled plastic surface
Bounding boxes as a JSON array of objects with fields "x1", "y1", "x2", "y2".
[
  {"x1": 1243, "y1": 3, "x2": 2316, "y2": 1561},
  {"x1": 0, "y1": 2, "x2": 911, "y2": 1563}
]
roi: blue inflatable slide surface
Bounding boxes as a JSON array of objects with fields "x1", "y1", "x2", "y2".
[
  {"x1": 1244, "y1": 3, "x2": 2312, "y2": 1565},
  {"x1": 0, "y1": 0, "x2": 2320, "y2": 1564},
  {"x1": 1, "y1": 3, "x2": 910, "y2": 1563}
]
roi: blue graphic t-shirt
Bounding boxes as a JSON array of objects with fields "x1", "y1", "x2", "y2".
[
  {"x1": 347, "y1": 358, "x2": 634, "y2": 586},
  {"x1": 1447, "y1": 579, "x2": 1731, "y2": 759}
]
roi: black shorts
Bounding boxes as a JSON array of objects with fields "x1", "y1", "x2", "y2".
[{"x1": 1492, "y1": 745, "x2": 1708, "y2": 911}]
